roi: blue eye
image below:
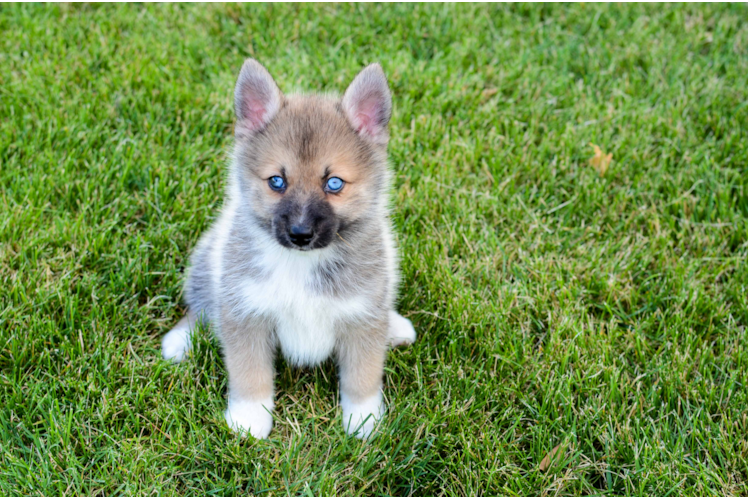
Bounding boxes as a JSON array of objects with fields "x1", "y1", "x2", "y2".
[
  {"x1": 268, "y1": 176, "x2": 285, "y2": 191},
  {"x1": 326, "y1": 177, "x2": 344, "y2": 193}
]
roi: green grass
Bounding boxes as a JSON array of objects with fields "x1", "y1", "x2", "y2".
[{"x1": 1, "y1": 3, "x2": 747, "y2": 495}]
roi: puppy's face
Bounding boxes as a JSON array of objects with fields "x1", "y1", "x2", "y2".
[
  {"x1": 232, "y1": 61, "x2": 391, "y2": 251},
  {"x1": 239, "y1": 98, "x2": 382, "y2": 251}
]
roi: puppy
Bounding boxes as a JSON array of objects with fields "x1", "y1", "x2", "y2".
[{"x1": 162, "y1": 59, "x2": 416, "y2": 439}]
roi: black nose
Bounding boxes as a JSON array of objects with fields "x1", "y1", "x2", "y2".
[{"x1": 289, "y1": 225, "x2": 314, "y2": 246}]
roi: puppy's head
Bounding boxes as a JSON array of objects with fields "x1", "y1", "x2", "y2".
[{"x1": 232, "y1": 59, "x2": 391, "y2": 251}]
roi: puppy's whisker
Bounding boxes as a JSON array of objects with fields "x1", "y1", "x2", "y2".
[{"x1": 336, "y1": 232, "x2": 354, "y2": 250}]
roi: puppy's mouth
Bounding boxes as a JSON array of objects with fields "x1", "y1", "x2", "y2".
[{"x1": 284, "y1": 239, "x2": 315, "y2": 251}]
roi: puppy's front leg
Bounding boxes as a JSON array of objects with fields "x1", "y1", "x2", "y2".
[
  {"x1": 219, "y1": 310, "x2": 276, "y2": 439},
  {"x1": 337, "y1": 319, "x2": 388, "y2": 439}
]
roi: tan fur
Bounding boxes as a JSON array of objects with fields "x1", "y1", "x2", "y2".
[
  {"x1": 337, "y1": 318, "x2": 389, "y2": 403},
  {"x1": 219, "y1": 309, "x2": 275, "y2": 402}
]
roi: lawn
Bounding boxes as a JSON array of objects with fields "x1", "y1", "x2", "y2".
[{"x1": 1, "y1": 3, "x2": 747, "y2": 496}]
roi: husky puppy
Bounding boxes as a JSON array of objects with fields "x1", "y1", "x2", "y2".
[{"x1": 162, "y1": 59, "x2": 416, "y2": 439}]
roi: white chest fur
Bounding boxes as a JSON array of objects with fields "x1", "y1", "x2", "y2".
[{"x1": 235, "y1": 241, "x2": 371, "y2": 366}]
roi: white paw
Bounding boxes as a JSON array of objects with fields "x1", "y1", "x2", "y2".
[
  {"x1": 341, "y1": 390, "x2": 385, "y2": 439},
  {"x1": 224, "y1": 397, "x2": 274, "y2": 439},
  {"x1": 162, "y1": 323, "x2": 193, "y2": 362},
  {"x1": 388, "y1": 311, "x2": 416, "y2": 347}
]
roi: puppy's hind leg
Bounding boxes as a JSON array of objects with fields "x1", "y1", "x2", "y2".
[
  {"x1": 388, "y1": 310, "x2": 416, "y2": 347},
  {"x1": 162, "y1": 310, "x2": 198, "y2": 362}
]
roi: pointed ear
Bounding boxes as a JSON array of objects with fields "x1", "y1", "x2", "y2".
[
  {"x1": 234, "y1": 58, "x2": 283, "y2": 138},
  {"x1": 341, "y1": 63, "x2": 392, "y2": 145}
]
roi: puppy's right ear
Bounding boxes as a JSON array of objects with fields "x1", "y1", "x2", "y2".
[{"x1": 234, "y1": 59, "x2": 283, "y2": 138}]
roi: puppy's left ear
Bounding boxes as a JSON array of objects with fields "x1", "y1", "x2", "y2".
[{"x1": 342, "y1": 63, "x2": 392, "y2": 145}]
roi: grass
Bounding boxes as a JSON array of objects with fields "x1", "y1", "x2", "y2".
[{"x1": 1, "y1": 3, "x2": 748, "y2": 495}]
